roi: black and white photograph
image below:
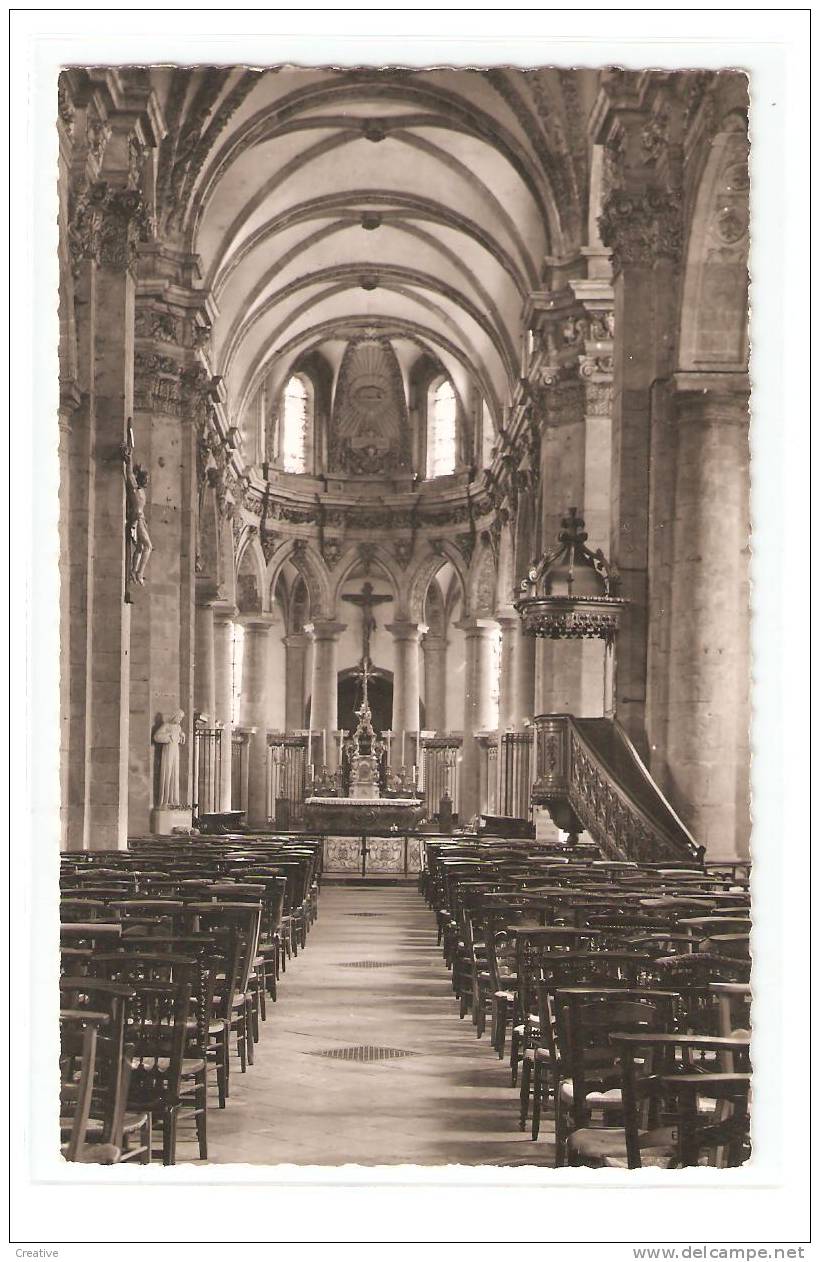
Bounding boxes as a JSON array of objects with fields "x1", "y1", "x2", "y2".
[{"x1": 10, "y1": 8, "x2": 810, "y2": 1252}]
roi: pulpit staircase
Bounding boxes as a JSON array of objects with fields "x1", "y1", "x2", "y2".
[{"x1": 532, "y1": 714, "x2": 703, "y2": 866}]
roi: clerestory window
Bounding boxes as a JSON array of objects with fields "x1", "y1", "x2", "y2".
[
  {"x1": 426, "y1": 378, "x2": 457, "y2": 479},
  {"x1": 280, "y1": 374, "x2": 313, "y2": 474}
]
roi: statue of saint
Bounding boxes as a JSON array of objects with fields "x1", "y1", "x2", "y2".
[
  {"x1": 154, "y1": 710, "x2": 186, "y2": 807},
  {"x1": 122, "y1": 441, "x2": 152, "y2": 584}
]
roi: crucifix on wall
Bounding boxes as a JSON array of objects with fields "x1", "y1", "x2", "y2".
[{"x1": 341, "y1": 581, "x2": 393, "y2": 667}]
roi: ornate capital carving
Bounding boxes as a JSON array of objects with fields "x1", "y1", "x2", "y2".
[
  {"x1": 68, "y1": 181, "x2": 150, "y2": 274},
  {"x1": 598, "y1": 187, "x2": 683, "y2": 275}
]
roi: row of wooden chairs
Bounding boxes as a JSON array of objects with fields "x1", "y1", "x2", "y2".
[
  {"x1": 420, "y1": 837, "x2": 751, "y2": 1168},
  {"x1": 59, "y1": 835, "x2": 323, "y2": 1164}
]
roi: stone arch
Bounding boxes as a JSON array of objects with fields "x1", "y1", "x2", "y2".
[
  {"x1": 423, "y1": 577, "x2": 446, "y2": 637},
  {"x1": 468, "y1": 538, "x2": 498, "y2": 617},
  {"x1": 330, "y1": 543, "x2": 402, "y2": 613},
  {"x1": 678, "y1": 111, "x2": 749, "y2": 372},
  {"x1": 406, "y1": 542, "x2": 468, "y2": 622},
  {"x1": 235, "y1": 529, "x2": 267, "y2": 613},
  {"x1": 265, "y1": 537, "x2": 333, "y2": 620},
  {"x1": 289, "y1": 573, "x2": 310, "y2": 632}
]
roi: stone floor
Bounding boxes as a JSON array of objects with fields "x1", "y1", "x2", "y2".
[{"x1": 181, "y1": 884, "x2": 555, "y2": 1166}]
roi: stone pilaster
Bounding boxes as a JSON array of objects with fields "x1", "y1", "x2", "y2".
[
  {"x1": 387, "y1": 621, "x2": 426, "y2": 766},
  {"x1": 593, "y1": 75, "x2": 685, "y2": 750},
  {"x1": 305, "y1": 620, "x2": 346, "y2": 770},
  {"x1": 456, "y1": 617, "x2": 500, "y2": 821},
  {"x1": 194, "y1": 581, "x2": 219, "y2": 722},
  {"x1": 62, "y1": 73, "x2": 164, "y2": 849},
  {"x1": 665, "y1": 375, "x2": 750, "y2": 857},
  {"x1": 239, "y1": 614, "x2": 275, "y2": 826},
  {"x1": 496, "y1": 610, "x2": 521, "y2": 731},
  {"x1": 283, "y1": 633, "x2": 309, "y2": 731},
  {"x1": 127, "y1": 272, "x2": 218, "y2": 833},
  {"x1": 421, "y1": 634, "x2": 448, "y2": 732},
  {"x1": 213, "y1": 604, "x2": 237, "y2": 811}
]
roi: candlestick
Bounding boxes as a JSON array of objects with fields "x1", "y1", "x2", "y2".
[{"x1": 322, "y1": 728, "x2": 327, "y2": 766}]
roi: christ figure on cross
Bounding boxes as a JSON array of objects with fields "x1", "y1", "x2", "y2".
[{"x1": 341, "y1": 581, "x2": 393, "y2": 667}]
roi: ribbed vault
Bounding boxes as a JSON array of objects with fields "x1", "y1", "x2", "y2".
[{"x1": 151, "y1": 65, "x2": 591, "y2": 438}]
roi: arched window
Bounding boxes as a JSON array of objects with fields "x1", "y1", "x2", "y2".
[
  {"x1": 426, "y1": 378, "x2": 457, "y2": 479},
  {"x1": 280, "y1": 374, "x2": 313, "y2": 474}
]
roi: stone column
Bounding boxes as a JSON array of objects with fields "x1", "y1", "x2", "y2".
[
  {"x1": 666, "y1": 376, "x2": 750, "y2": 857},
  {"x1": 283, "y1": 633, "x2": 309, "y2": 731},
  {"x1": 591, "y1": 75, "x2": 685, "y2": 751},
  {"x1": 388, "y1": 621, "x2": 425, "y2": 766},
  {"x1": 496, "y1": 610, "x2": 520, "y2": 731},
  {"x1": 194, "y1": 585, "x2": 217, "y2": 721},
  {"x1": 515, "y1": 628, "x2": 536, "y2": 726},
  {"x1": 239, "y1": 614, "x2": 275, "y2": 827},
  {"x1": 59, "y1": 72, "x2": 165, "y2": 848},
  {"x1": 305, "y1": 620, "x2": 346, "y2": 770},
  {"x1": 76, "y1": 192, "x2": 140, "y2": 849},
  {"x1": 456, "y1": 617, "x2": 500, "y2": 821},
  {"x1": 213, "y1": 604, "x2": 236, "y2": 810},
  {"x1": 422, "y1": 634, "x2": 448, "y2": 732}
]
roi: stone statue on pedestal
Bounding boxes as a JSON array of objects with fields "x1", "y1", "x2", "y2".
[{"x1": 154, "y1": 710, "x2": 186, "y2": 807}]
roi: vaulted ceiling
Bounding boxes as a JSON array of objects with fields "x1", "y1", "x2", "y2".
[{"x1": 151, "y1": 66, "x2": 597, "y2": 428}]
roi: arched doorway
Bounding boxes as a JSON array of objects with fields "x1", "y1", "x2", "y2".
[{"x1": 337, "y1": 667, "x2": 394, "y2": 736}]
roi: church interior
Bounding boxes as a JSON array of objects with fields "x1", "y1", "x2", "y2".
[{"x1": 57, "y1": 64, "x2": 753, "y2": 1169}]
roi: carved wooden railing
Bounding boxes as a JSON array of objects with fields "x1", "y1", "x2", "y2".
[
  {"x1": 532, "y1": 714, "x2": 702, "y2": 865},
  {"x1": 420, "y1": 735, "x2": 461, "y2": 819},
  {"x1": 267, "y1": 732, "x2": 309, "y2": 827},
  {"x1": 499, "y1": 729, "x2": 534, "y2": 820},
  {"x1": 230, "y1": 728, "x2": 251, "y2": 812},
  {"x1": 192, "y1": 720, "x2": 223, "y2": 817}
]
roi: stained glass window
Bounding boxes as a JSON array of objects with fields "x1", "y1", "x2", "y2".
[
  {"x1": 281, "y1": 375, "x2": 312, "y2": 474},
  {"x1": 426, "y1": 379, "x2": 457, "y2": 479}
]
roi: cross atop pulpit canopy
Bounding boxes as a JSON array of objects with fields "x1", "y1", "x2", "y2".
[{"x1": 341, "y1": 580, "x2": 393, "y2": 666}]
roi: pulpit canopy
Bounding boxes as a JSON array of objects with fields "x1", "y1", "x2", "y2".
[{"x1": 514, "y1": 507, "x2": 627, "y2": 643}]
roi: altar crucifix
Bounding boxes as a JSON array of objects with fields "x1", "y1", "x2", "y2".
[{"x1": 341, "y1": 581, "x2": 393, "y2": 668}]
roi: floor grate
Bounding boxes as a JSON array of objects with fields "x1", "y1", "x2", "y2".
[
  {"x1": 346, "y1": 912, "x2": 387, "y2": 918},
  {"x1": 305, "y1": 1045, "x2": 420, "y2": 1062},
  {"x1": 339, "y1": 960, "x2": 406, "y2": 969}
]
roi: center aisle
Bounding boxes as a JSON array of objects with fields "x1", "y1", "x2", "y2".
[{"x1": 196, "y1": 885, "x2": 554, "y2": 1165}]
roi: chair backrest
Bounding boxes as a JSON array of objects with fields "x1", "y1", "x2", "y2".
[
  {"x1": 88, "y1": 955, "x2": 193, "y2": 1103},
  {"x1": 557, "y1": 989, "x2": 678, "y2": 1127},
  {"x1": 60, "y1": 899, "x2": 113, "y2": 923},
  {"x1": 59, "y1": 977, "x2": 136, "y2": 1146},
  {"x1": 614, "y1": 1032, "x2": 752, "y2": 1167},
  {"x1": 60, "y1": 1010, "x2": 106, "y2": 1160}
]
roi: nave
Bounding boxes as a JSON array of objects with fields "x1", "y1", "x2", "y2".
[
  {"x1": 199, "y1": 884, "x2": 551, "y2": 1167},
  {"x1": 60, "y1": 834, "x2": 751, "y2": 1169}
]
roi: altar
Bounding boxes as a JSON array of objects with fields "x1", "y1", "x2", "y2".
[
  {"x1": 304, "y1": 795, "x2": 424, "y2": 834},
  {"x1": 306, "y1": 654, "x2": 424, "y2": 871}
]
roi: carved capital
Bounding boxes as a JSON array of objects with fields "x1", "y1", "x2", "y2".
[
  {"x1": 69, "y1": 180, "x2": 150, "y2": 274},
  {"x1": 598, "y1": 187, "x2": 683, "y2": 275},
  {"x1": 98, "y1": 187, "x2": 150, "y2": 271}
]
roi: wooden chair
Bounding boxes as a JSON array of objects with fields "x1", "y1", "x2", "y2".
[
  {"x1": 60, "y1": 1010, "x2": 108, "y2": 1161},
  {"x1": 60, "y1": 977, "x2": 151, "y2": 1163},
  {"x1": 528, "y1": 954, "x2": 657, "y2": 1141},
  {"x1": 555, "y1": 989, "x2": 679, "y2": 1167},
  {"x1": 590, "y1": 1032, "x2": 753, "y2": 1168},
  {"x1": 89, "y1": 954, "x2": 194, "y2": 1164}
]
